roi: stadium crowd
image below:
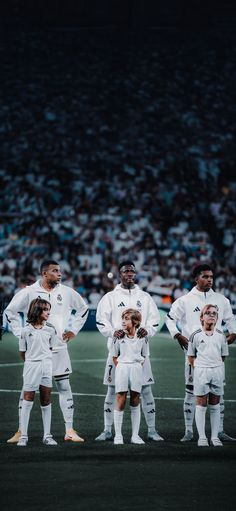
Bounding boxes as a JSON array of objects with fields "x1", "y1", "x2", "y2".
[{"x1": 0, "y1": 29, "x2": 236, "y2": 308}]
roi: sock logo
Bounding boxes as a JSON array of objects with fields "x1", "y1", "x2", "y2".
[
  {"x1": 104, "y1": 408, "x2": 112, "y2": 413},
  {"x1": 147, "y1": 409, "x2": 155, "y2": 414},
  {"x1": 184, "y1": 409, "x2": 192, "y2": 414}
]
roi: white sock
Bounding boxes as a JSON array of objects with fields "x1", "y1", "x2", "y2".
[
  {"x1": 104, "y1": 386, "x2": 115, "y2": 432},
  {"x1": 21, "y1": 400, "x2": 33, "y2": 438},
  {"x1": 18, "y1": 388, "x2": 24, "y2": 431},
  {"x1": 195, "y1": 405, "x2": 207, "y2": 439},
  {"x1": 219, "y1": 396, "x2": 224, "y2": 432},
  {"x1": 183, "y1": 389, "x2": 195, "y2": 433},
  {"x1": 114, "y1": 410, "x2": 124, "y2": 437},
  {"x1": 130, "y1": 405, "x2": 141, "y2": 437},
  {"x1": 55, "y1": 377, "x2": 74, "y2": 431},
  {"x1": 41, "y1": 404, "x2": 52, "y2": 438},
  {"x1": 209, "y1": 404, "x2": 220, "y2": 440},
  {"x1": 141, "y1": 385, "x2": 156, "y2": 432}
]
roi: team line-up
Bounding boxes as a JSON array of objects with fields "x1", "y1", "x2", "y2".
[{"x1": 4, "y1": 259, "x2": 236, "y2": 447}]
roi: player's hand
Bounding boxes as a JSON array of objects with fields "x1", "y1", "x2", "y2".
[
  {"x1": 113, "y1": 329, "x2": 125, "y2": 339},
  {"x1": 62, "y1": 331, "x2": 75, "y2": 342},
  {"x1": 175, "y1": 333, "x2": 189, "y2": 350},
  {"x1": 137, "y1": 327, "x2": 148, "y2": 338},
  {"x1": 226, "y1": 333, "x2": 236, "y2": 345}
]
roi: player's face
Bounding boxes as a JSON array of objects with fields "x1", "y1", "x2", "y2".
[
  {"x1": 43, "y1": 264, "x2": 62, "y2": 287},
  {"x1": 195, "y1": 271, "x2": 213, "y2": 292},
  {"x1": 119, "y1": 266, "x2": 136, "y2": 289},
  {"x1": 41, "y1": 304, "x2": 51, "y2": 322}
]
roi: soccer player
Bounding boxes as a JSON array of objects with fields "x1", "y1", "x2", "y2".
[
  {"x1": 112, "y1": 308, "x2": 148, "y2": 445},
  {"x1": 188, "y1": 304, "x2": 229, "y2": 447},
  {"x1": 165, "y1": 263, "x2": 236, "y2": 442},
  {"x1": 95, "y1": 260, "x2": 163, "y2": 442},
  {"x1": 5, "y1": 260, "x2": 89, "y2": 443},
  {"x1": 17, "y1": 298, "x2": 58, "y2": 446}
]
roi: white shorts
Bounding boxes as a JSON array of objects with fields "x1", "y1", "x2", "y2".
[
  {"x1": 23, "y1": 358, "x2": 52, "y2": 391},
  {"x1": 193, "y1": 366, "x2": 225, "y2": 396},
  {"x1": 115, "y1": 363, "x2": 143, "y2": 393},
  {"x1": 103, "y1": 354, "x2": 155, "y2": 386},
  {"x1": 52, "y1": 348, "x2": 72, "y2": 377}
]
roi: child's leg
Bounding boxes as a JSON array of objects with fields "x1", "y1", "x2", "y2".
[
  {"x1": 114, "y1": 392, "x2": 126, "y2": 438},
  {"x1": 130, "y1": 391, "x2": 141, "y2": 438},
  {"x1": 40, "y1": 385, "x2": 52, "y2": 439},
  {"x1": 21, "y1": 391, "x2": 35, "y2": 438},
  {"x1": 209, "y1": 393, "x2": 221, "y2": 441},
  {"x1": 195, "y1": 395, "x2": 207, "y2": 439}
]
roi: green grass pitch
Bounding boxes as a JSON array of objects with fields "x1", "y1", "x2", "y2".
[{"x1": 0, "y1": 331, "x2": 235, "y2": 510}]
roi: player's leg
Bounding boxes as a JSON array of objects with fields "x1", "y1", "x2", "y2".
[
  {"x1": 130, "y1": 390, "x2": 144, "y2": 444},
  {"x1": 218, "y1": 365, "x2": 236, "y2": 441},
  {"x1": 40, "y1": 384, "x2": 57, "y2": 446},
  {"x1": 96, "y1": 355, "x2": 116, "y2": 441},
  {"x1": 130, "y1": 364, "x2": 144, "y2": 444},
  {"x1": 17, "y1": 391, "x2": 35, "y2": 446},
  {"x1": 54, "y1": 375, "x2": 83, "y2": 442},
  {"x1": 209, "y1": 393, "x2": 222, "y2": 446},
  {"x1": 7, "y1": 388, "x2": 24, "y2": 443},
  {"x1": 141, "y1": 357, "x2": 163, "y2": 441},
  {"x1": 114, "y1": 392, "x2": 126, "y2": 444},
  {"x1": 141, "y1": 385, "x2": 164, "y2": 441},
  {"x1": 195, "y1": 395, "x2": 208, "y2": 446},
  {"x1": 181, "y1": 358, "x2": 195, "y2": 442}
]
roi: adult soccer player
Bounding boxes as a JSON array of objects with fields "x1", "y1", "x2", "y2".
[
  {"x1": 5, "y1": 260, "x2": 89, "y2": 443},
  {"x1": 165, "y1": 263, "x2": 236, "y2": 442},
  {"x1": 95, "y1": 260, "x2": 164, "y2": 442}
]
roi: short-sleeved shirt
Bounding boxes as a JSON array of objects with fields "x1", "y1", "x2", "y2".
[
  {"x1": 19, "y1": 322, "x2": 58, "y2": 361},
  {"x1": 111, "y1": 335, "x2": 148, "y2": 364},
  {"x1": 187, "y1": 328, "x2": 229, "y2": 368}
]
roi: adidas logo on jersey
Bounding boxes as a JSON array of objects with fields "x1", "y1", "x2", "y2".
[
  {"x1": 193, "y1": 307, "x2": 201, "y2": 312},
  {"x1": 200, "y1": 340, "x2": 205, "y2": 344},
  {"x1": 118, "y1": 302, "x2": 125, "y2": 307}
]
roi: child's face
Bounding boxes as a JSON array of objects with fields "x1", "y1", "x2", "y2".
[
  {"x1": 122, "y1": 314, "x2": 133, "y2": 333},
  {"x1": 202, "y1": 307, "x2": 218, "y2": 326},
  {"x1": 41, "y1": 305, "x2": 51, "y2": 322}
]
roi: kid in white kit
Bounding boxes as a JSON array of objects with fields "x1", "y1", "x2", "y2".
[
  {"x1": 187, "y1": 304, "x2": 229, "y2": 447},
  {"x1": 5, "y1": 260, "x2": 88, "y2": 444},
  {"x1": 96, "y1": 260, "x2": 163, "y2": 442},
  {"x1": 111, "y1": 309, "x2": 148, "y2": 445},
  {"x1": 18, "y1": 298, "x2": 58, "y2": 446}
]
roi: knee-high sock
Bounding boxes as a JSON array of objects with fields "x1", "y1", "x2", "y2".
[
  {"x1": 21, "y1": 400, "x2": 33, "y2": 438},
  {"x1": 55, "y1": 377, "x2": 74, "y2": 431},
  {"x1": 209, "y1": 404, "x2": 220, "y2": 440},
  {"x1": 114, "y1": 409, "x2": 124, "y2": 437},
  {"x1": 141, "y1": 385, "x2": 156, "y2": 432},
  {"x1": 219, "y1": 396, "x2": 224, "y2": 432},
  {"x1": 41, "y1": 404, "x2": 52, "y2": 438},
  {"x1": 18, "y1": 388, "x2": 24, "y2": 431},
  {"x1": 183, "y1": 388, "x2": 195, "y2": 433},
  {"x1": 195, "y1": 405, "x2": 207, "y2": 439},
  {"x1": 104, "y1": 386, "x2": 116, "y2": 432},
  {"x1": 130, "y1": 405, "x2": 141, "y2": 437}
]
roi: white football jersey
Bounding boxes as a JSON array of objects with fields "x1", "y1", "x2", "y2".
[
  {"x1": 96, "y1": 284, "x2": 160, "y2": 350},
  {"x1": 187, "y1": 327, "x2": 229, "y2": 367},
  {"x1": 5, "y1": 280, "x2": 88, "y2": 350},
  {"x1": 19, "y1": 322, "x2": 57, "y2": 361},
  {"x1": 165, "y1": 286, "x2": 236, "y2": 340},
  {"x1": 111, "y1": 335, "x2": 148, "y2": 364}
]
